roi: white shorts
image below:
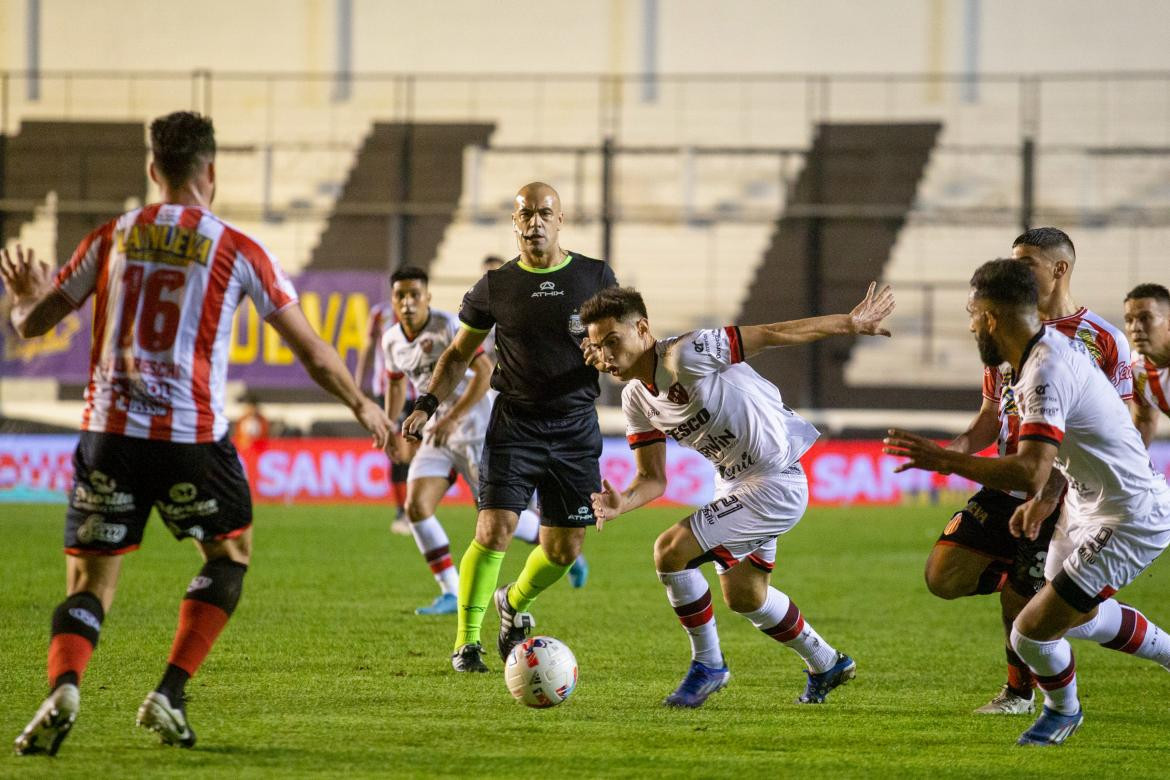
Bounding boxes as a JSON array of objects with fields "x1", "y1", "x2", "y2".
[
  {"x1": 1046, "y1": 484, "x2": 1170, "y2": 606},
  {"x1": 407, "y1": 439, "x2": 481, "y2": 501},
  {"x1": 688, "y1": 463, "x2": 808, "y2": 574}
]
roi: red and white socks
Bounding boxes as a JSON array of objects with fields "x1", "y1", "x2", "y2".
[
  {"x1": 743, "y1": 587, "x2": 839, "y2": 673},
  {"x1": 659, "y1": 569, "x2": 722, "y2": 667},
  {"x1": 1065, "y1": 599, "x2": 1170, "y2": 667},
  {"x1": 409, "y1": 516, "x2": 459, "y2": 595},
  {"x1": 1010, "y1": 628, "x2": 1079, "y2": 715}
]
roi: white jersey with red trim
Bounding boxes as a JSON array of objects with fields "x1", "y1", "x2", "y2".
[
  {"x1": 366, "y1": 301, "x2": 395, "y2": 397},
  {"x1": 1132, "y1": 352, "x2": 1170, "y2": 419},
  {"x1": 622, "y1": 327, "x2": 819, "y2": 483},
  {"x1": 54, "y1": 203, "x2": 297, "y2": 444},
  {"x1": 1013, "y1": 327, "x2": 1165, "y2": 519},
  {"x1": 381, "y1": 309, "x2": 490, "y2": 443}
]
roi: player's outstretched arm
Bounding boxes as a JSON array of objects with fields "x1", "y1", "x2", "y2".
[
  {"x1": 0, "y1": 245, "x2": 73, "y2": 338},
  {"x1": 1131, "y1": 399, "x2": 1160, "y2": 449},
  {"x1": 591, "y1": 441, "x2": 667, "y2": 531},
  {"x1": 268, "y1": 303, "x2": 391, "y2": 449},
  {"x1": 737, "y1": 281, "x2": 895, "y2": 357},
  {"x1": 402, "y1": 327, "x2": 485, "y2": 440},
  {"x1": 947, "y1": 396, "x2": 1001, "y2": 454}
]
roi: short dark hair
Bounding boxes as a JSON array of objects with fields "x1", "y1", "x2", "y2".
[
  {"x1": 149, "y1": 111, "x2": 216, "y2": 186},
  {"x1": 1012, "y1": 227, "x2": 1075, "y2": 258},
  {"x1": 390, "y1": 266, "x2": 428, "y2": 286},
  {"x1": 970, "y1": 258, "x2": 1038, "y2": 309},
  {"x1": 483, "y1": 255, "x2": 505, "y2": 268},
  {"x1": 1125, "y1": 282, "x2": 1170, "y2": 306},
  {"x1": 579, "y1": 286, "x2": 648, "y2": 325}
]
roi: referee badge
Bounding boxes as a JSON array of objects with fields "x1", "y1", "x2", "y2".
[{"x1": 568, "y1": 312, "x2": 586, "y2": 336}]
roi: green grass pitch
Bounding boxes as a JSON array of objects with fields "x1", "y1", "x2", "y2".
[{"x1": 2, "y1": 501, "x2": 1169, "y2": 778}]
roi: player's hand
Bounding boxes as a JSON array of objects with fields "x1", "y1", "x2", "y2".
[
  {"x1": 384, "y1": 433, "x2": 411, "y2": 464},
  {"x1": 429, "y1": 413, "x2": 459, "y2": 447},
  {"x1": 0, "y1": 244, "x2": 53, "y2": 301},
  {"x1": 1009, "y1": 497, "x2": 1057, "y2": 541},
  {"x1": 355, "y1": 398, "x2": 392, "y2": 450},
  {"x1": 883, "y1": 429, "x2": 953, "y2": 475},
  {"x1": 590, "y1": 478, "x2": 623, "y2": 531},
  {"x1": 401, "y1": 409, "x2": 428, "y2": 441},
  {"x1": 580, "y1": 337, "x2": 614, "y2": 374},
  {"x1": 850, "y1": 281, "x2": 895, "y2": 337}
]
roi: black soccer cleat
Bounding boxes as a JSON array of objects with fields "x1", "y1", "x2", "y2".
[
  {"x1": 451, "y1": 642, "x2": 490, "y2": 673},
  {"x1": 494, "y1": 583, "x2": 535, "y2": 662},
  {"x1": 136, "y1": 691, "x2": 196, "y2": 748},
  {"x1": 14, "y1": 684, "x2": 80, "y2": 757}
]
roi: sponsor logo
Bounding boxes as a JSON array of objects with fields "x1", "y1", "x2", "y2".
[
  {"x1": 68, "y1": 608, "x2": 102, "y2": 631},
  {"x1": 169, "y1": 482, "x2": 197, "y2": 503},
  {"x1": 567, "y1": 505, "x2": 593, "y2": 522},
  {"x1": 1034, "y1": 384, "x2": 1048, "y2": 396},
  {"x1": 72, "y1": 483, "x2": 135, "y2": 511},
  {"x1": 666, "y1": 407, "x2": 709, "y2": 440},
  {"x1": 90, "y1": 471, "x2": 116, "y2": 494},
  {"x1": 187, "y1": 525, "x2": 206, "y2": 541},
  {"x1": 158, "y1": 497, "x2": 220, "y2": 521},
  {"x1": 531, "y1": 280, "x2": 565, "y2": 298},
  {"x1": 76, "y1": 514, "x2": 128, "y2": 545},
  {"x1": 693, "y1": 339, "x2": 706, "y2": 353},
  {"x1": 187, "y1": 575, "x2": 213, "y2": 593}
]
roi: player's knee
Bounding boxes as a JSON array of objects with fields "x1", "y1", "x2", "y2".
[
  {"x1": 923, "y1": 562, "x2": 967, "y2": 600},
  {"x1": 405, "y1": 496, "x2": 430, "y2": 523},
  {"x1": 653, "y1": 532, "x2": 687, "y2": 572}
]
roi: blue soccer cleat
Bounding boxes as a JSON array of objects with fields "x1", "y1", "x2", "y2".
[
  {"x1": 798, "y1": 652, "x2": 856, "y2": 704},
  {"x1": 415, "y1": 592, "x2": 458, "y2": 616},
  {"x1": 1017, "y1": 706, "x2": 1083, "y2": 746},
  {"x1": 568, "y1": 555, "x2": 589, "y2": 588},
  {"x1": 662, "y1": 659, "x2": 731, "y2": 708}
]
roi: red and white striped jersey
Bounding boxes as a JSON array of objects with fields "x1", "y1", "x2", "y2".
[
  {"x1": 54, "y1": 203, "x2": 297, "y2": 444},
  {"x1": 1132, "y1": 352, "x2": 1170, "y2": 419},
  {"x1": 366, "y1": 300, "x2": 395, "y2": 397}
]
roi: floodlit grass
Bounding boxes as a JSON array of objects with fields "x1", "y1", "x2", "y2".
[{"x1": 2, "y1": 501, "x2": 1169, "y2": 778}]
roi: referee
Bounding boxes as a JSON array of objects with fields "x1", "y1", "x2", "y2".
[{"x1": 403, "y1": 181, "x2": 617, "y2": 672}]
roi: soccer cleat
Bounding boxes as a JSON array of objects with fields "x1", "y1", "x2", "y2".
[
  {"x1": 568, "y1": 555, "x2": 589, "y2": 589},
  {"x1": 389, "y1": 515, "x2": 411, "y2": 536},
  {"x1": 662, "y1": 659, "x2": 731, "y2": 708},
  {"x1": 136, "y1": 691, "x2": 196, "y2": 748},
  {"x1": 797, "y1": 652, "x2": 856, "y2": 704},
  {"x1": 451, "y1": 643, "x2": 490, "y2": 673},
  {"x1": 494, "y1": 584, "x2": 535, "y2": 662},
  {"x1": 13, "y1": 684, "x2": 80, "y2": 756},
  {"x1": 1017, "y1": 706, "x2": 1083, "y2": 746},
  {"x1": 416, "y1": 592, "x2": 458, "y2": 616},
  {"x1": 974, "y1": 684, "x2": 1036, "y2": 715}
]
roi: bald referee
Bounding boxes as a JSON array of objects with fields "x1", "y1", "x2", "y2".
[{"x1": 403, "y1": 182, "x2": 617, "y2": 672}]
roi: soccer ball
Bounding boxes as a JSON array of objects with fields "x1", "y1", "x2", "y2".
[{"x1": 504, "y1": 636, "x2": 578, "y2": 708}]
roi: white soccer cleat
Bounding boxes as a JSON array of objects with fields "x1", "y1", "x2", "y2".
[
  {"x1": 14, "y1": 684, "x2": 80, "y2": 756},
  {"x1": 974, "y1": 684, "x2": 1036, "y2": 715},
  {"x1": 136, "y1": 691, "x2": 196, "y2": 748}
]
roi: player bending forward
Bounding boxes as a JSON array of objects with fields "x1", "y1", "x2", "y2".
[
  {"x1": 581, "y1": 283, "x2": 895, "y2": 707},
  {"x1": 885, "y1": 258, "x2": 1170, "y2": 746}
]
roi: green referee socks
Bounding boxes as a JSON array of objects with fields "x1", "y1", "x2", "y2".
[
  {"x1": 509, "y1": 545, "x2": 573, "y2": 612},
  {"x1": 455, "y1": 540, "x2": 505, "y2": 650}
]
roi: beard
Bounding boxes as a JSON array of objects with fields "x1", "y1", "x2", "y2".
[{"x1": 976, "y1": 329, "x2": 1003, "y2": 367}]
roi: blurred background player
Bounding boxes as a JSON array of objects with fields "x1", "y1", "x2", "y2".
[
  {"x1": 231, "y1": 392, "x2": 270, "y2": 456},
  {"x1": 5, "y1": 111, "x2": 389, "y2": 756},
  {"x1": 924, "y1": 227, "x2": 1133, "y2": 715},
  {"x1": 886, "y1": 258, "x2": 1170, "y2": 746},
  {"x1": 403, "y1": 182, "x2": 615, "y2": 673},
  {"x1": 1125, "y1": 283, "x2": 1170, "y2": 446},
  {"x1": 381, "y1": 266, "x2": 493, "y2": 615},
  {"x1": 581, "y1": 282, "x2": 894, "y2": 707},
  {"x1": 480, "y1": 253, "x2": 588, "y2": 588},
  {"x1": 354, "y1": 284, "x2": 411, "y2": 533}
]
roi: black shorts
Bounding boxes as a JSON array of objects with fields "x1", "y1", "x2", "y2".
[
  {"x1": 478, "y1": 400, "x2": 602, "y2": 527},
  {"x1": 936, "y1": 487, "x2": 1060, "y2": 594},
  {"x1": 64, "y1": 431, "x2": 252, "y2": 555}
]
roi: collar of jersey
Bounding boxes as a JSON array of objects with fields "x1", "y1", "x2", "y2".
[
  {"x1": 517, "y1": 252, "x2": 572, "y2": 274},
  {"x1": 1016, "y1": 326, "x2": 1047, "y2": 374},
  {"x1": 400, "y1": 312, "x2": 432, "y2": 342},
  {"x1": 640, "y1": 343, "x2": 661, "y2": 396}
]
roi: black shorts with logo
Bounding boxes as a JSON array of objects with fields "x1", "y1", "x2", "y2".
[
  {"x1": 478, "y1": 399, "x2": 602, "y2": 527},
  {"x1": 936, "y1": 487, "x2": 1060, "y2": 594},
  {"x1": 64, "y1": 431, "x2": 252, "y2": 555}
]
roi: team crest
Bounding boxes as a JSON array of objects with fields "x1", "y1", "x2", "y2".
[
  {"x1": 667, "y1": 382, "x2": 690, "y2": 404},
  {"x1": 568, "y1": 313, "x2": 586, "y2": 337},
  {"x1": 421, "y1": 337, "x2": 434, "y2": 354}
]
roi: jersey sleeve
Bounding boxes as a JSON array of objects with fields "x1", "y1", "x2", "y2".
[
  {"x1": 234, "y1": 233, "x2": 298, "y2": 319},
  {"x1": 982, "y1": 366, "x2": 1002, "y2": 402},
  {"x1": 459, "y1": 274, "x2": 494, "y2": 333},
  {"x1": 54, "y1": 221, "x2": 115, "y2": 308},
  {"x1": 381, "y1": 332, "x2": 403, "y2": 381},
  {"x1": 673, "y1": 328, "x2": 746, "y2": 378},
  {"x1": 622, "y1": 385, "x2": 666, "y2": 450},
  {"x1": 1017, "y1": 353, "x2": 1071, "y2": 448}
]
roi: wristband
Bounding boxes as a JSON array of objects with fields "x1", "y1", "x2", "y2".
[{"x1": 414, "y1": 393, "x2": 440, "y2": 419}]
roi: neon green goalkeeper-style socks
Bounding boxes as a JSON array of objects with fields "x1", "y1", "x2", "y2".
[
  {"x1": 454, "y1": 540, "x2": 505, "y2": 651},
  {"x1": 509, "y1": 544, "x2": 573, "y2": 613}
]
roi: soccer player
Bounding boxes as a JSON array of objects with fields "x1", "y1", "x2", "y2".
[
  {"x1": 580, "y1": 282, "x2": 895, "y2": 708},
  {"x1": 885, "y1": 258, "x2": 1170, "y2": 746},
  {"x1": 402, "y1": 182, "x2": 615, "y2": 672},
  {"x1": 381, "y1": 265, "x2": 493, "y2": 615},
  {"x1": 1124, "y1": 283, "x2": 1170, "y2": 446},
  {"x1": 925, "y1": 227, "x2": 1134, "y2": 715},
  {"x1": 4, "y1": 111, "x2": 390, "y2": 756},
  {"x1": 354, "y1": 291, "x2": 412, "y2": 534}
]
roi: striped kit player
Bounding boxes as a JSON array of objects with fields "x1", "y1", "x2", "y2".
[
  {"x1": 581, "y1": 282, "x2": 895, "y2": 709},
  {"x1": 1124, "y1": 283, "x2": 1170, "y2": 447},
  {"x1": 5, "y1": 112, "x2": 389, "y2": 757}
]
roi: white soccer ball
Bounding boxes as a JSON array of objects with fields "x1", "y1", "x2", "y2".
[{"x1": 504, "y1": 635, "x2": 579, "y2": 708}]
